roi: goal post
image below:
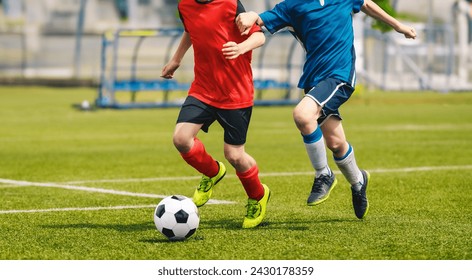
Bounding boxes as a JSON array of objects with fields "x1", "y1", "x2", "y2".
[
  {"x1": 96, "y1": 27, "x2": 189, "y2": 109},
  {"x1": 96, "y1": 27, "x2": 303, "y2": 109}
]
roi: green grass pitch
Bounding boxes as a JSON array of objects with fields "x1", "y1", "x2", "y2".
[{"x1": 0, "y1": 86, "x2": 471, "y2": 260}]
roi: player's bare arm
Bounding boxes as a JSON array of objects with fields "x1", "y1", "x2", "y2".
[
  {"x1": 236, "y1": 11, "x2": 263, "y2": 35},
  {"x1": 222, "y1": 31, "x2": 265, "y2": 60},
  {"x1": 161, "y1": 31, "x2": 192, "y2": 79},
  {"x1": 361, "y1": 0, "x2": 417, "y2": 39}
]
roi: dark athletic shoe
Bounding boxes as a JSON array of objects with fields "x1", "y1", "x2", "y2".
[
  {"x1": 351, "y1": 170, "x2": 370, "y2": 219},
  {"x1": 307, "y1": 172, "x2": 337, "y2": 206}
]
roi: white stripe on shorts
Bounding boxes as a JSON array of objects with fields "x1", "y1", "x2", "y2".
[{"x1": 306, "y1": 82, "x2": 347, "y2": 107}]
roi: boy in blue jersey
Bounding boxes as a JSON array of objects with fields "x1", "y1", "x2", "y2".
[{"x1": 236, "y1": 0, "x2": 416, "y2": 219}]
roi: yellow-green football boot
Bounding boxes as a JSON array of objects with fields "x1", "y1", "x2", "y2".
[
  {"x1": 242, "y1": 184, "x2": 271, "y2": 229},
  {"x1": 192, "y1": 161, "x2": 226, "y2": 207}
]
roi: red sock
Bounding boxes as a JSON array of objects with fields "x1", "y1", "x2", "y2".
[
  {"x1": 237, "y1": 165, "x2": 264, "y2": 201},
  {"x1": 180, "y1": 138, "x2": 219, "y2": 177}
]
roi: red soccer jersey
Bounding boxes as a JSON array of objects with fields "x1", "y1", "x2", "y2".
[{"x1": 178, "y1": 0, "x2": 261, "y2": 109}]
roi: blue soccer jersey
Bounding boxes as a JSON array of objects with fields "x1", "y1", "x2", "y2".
[{"x1": 260, "y1": 0, "x2": 364, "y2": 89}]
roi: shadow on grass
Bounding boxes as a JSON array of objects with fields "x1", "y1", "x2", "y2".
[
  {"x1": 40, "y1": 216, "x2": 359, "y2": 233},
  {"x1": 199, "y1": 217, "x2": 357, "y2": 231},
  {"x1": 140, "y1": 234, "x2": 211, "y2": 244},
  {"x1": 40, "y1": 217, "x2": 361, "y2": 245},
  {"x1": 140, "y1": 217, "x2": 363, "y2": 244},
  {"x1": 141, "y1": 218, "x2": 361, "y2": 244}
]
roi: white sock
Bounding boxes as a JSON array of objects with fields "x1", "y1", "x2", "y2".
[
  {"x1": 302, "y1": 126, "x2": 331, "y2": 178},
  {"x1": 334, "y1": 144, "x2": 363, "y2": 190}
]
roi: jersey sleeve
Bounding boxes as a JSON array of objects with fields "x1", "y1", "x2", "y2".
[
  {"x1": 352, "y1": 0, "x2": 365, "y2": 13},
  {"x1": 259, "y1": 1, "x2": 291, "y2": 34},
  {"x1": 236, "y1": 0, "x2": 245, "y2": 16},
  {"x1": 236, "y1": 0, "x2": 262, "y2": 35}
]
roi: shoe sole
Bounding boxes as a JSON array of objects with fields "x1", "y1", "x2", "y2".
[{"x1": 307, "y1": 178, "x2": 338, "y2": 206}]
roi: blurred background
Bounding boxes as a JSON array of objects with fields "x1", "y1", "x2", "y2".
[{"x1": 0, "y1": 0, "x2": 471, "y2": 93}]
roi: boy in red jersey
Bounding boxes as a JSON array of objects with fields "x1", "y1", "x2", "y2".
[{"x1": 161, "y1": 0, "x2": 269, "y2": 229}]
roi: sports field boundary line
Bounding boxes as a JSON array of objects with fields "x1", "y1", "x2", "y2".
[
  {"x1": 0, "y1": 163, "x2": 469, "y2": 198},
  {"x1": 1, "y1": 164, "x2": 470, "y2": 215},
  {"x1": 0, "y1": 178, "x2": 235, "y2": 205},
  {"x1": 60, "y1": 164, "x2": 472, "y2": 184}
]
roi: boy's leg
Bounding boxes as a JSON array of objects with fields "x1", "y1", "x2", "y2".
[
  {"x1": 175, "y1": 124, "x2": 226, "y2": 207},
  {"x1": 174, "y1": 97, "x2": 226, "y2": 207},
  {"x1": 224, "y1": 144, "x2": 270, "y2": 229},
  {"x1": 217, "y1": 104, "x2": 270, "y2": 229},
  {"x1": 321, "y1": 119, "x2": 361, "y2": 184},
  {"x1": 175, "y1": 123, "x2": 219, "y2": 175},
  {"x1": 303, "y1": 124, "x2": 337, "y2": 206},
  {"x1": 322, "y1": 118, "x2": 369, "y2": 219},
  {"x1": 293, "y1": 92, "x2": 336, "y2": 206}
]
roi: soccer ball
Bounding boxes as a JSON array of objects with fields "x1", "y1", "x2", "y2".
[{"x1": 153, "y1": 195, "x2": 200, "y2": 241}]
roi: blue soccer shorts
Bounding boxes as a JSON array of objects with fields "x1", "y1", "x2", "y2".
[{"x1": 304, "y1": 77, "x2": 355, "y2": 125}]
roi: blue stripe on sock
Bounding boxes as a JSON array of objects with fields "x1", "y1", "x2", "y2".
[
  {"x1": 334, "y1": 144, "x2": 353, "y2": 161},
  {"x1": 302, "y1": 126, "x2": 323, "y2": 144}
]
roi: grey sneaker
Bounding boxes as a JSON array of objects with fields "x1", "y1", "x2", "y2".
[
  {"x1": 351, "y1": 170, "x2": 370, "y2": 219},
  {"x1": 307, "y1": 173, "x2": 337, "y2": 206}
]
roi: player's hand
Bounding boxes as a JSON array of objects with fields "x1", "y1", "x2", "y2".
[
  {"x1": 397, "y1": 24, "x2": 417, "y2": 39},
  {"x1": 161, "y1": 61, "x2": 180, "y2": 79},
  {"x1": 236, "y1": 11, "x2": 259, "y2": 35},
  {"x1": 222, "y1": 41, "x2": 242, "y2": 60}
]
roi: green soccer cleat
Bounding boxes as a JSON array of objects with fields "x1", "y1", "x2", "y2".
[
  {"x1": 242, "y1": 184, "x2": 271, "y2": 229},
  {"x1": 351, "y1": 170, "x2": 370, "y2": 219},
  {"x1": 192, "y1": 161, "x2": 226, "y2": 207}
]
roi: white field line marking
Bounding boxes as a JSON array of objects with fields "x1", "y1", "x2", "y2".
[
  {"x1": 0, "y1": 178, "x2": 167, "y2": 198},
  {"x1": 64, "y1": 165, "x2": 472, "y2": 184},
  {"x1": 0, "y1": 178, "x2": 235, "y2": 205},
  {"x1": 0, "y1": 205, "x2": 156, "y2": 214},
  {"x1": 1, "y1": 165, "x2": 471, "y2": 215}
]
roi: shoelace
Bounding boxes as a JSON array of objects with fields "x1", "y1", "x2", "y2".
[
  {"x1": 352, "y1": 188, "x2": 366, "y2": 200},
  {"x1": 311, "y1": 174, "x2": 331, "y2": 194},
  {"x1": 245, "y1": 199, "x2": 260, "y2": 218},
  {"x1": 352, "y1": 190, "x2": 362, "y2": 199},
  {"x1": 352, "y1": 185, "x2": 368, "y2": 206},
  {"x1": 197, "y1": 176, "x2": 213, "y2": 192}
]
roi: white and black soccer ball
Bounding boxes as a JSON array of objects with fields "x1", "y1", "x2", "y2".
[{"x1": 153, "y1": 195, "x2": 199, "y2": 241}]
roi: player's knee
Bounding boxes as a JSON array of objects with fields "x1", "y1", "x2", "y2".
[
  {"x1": 224, "y1": 152, "x2": 240, "y2": 165},
  {"x1": 172, "y1": 134, "x2": 192, "y2": 153},
  {"x1": 326, "y1": 138, "x2": 347, "y2": 155},
  {"x1": 293, "y1": 104, "x2": 321, "y2": 132},
  {"x1": 327, "y1": 143, "x2": 342, "y2": 154},
  {"x1": 293, "y1": 107, "x2": 311, "y2": 128},
  {"x1": 224, "y1": 149, "x2": 243, "y2": 167}
]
